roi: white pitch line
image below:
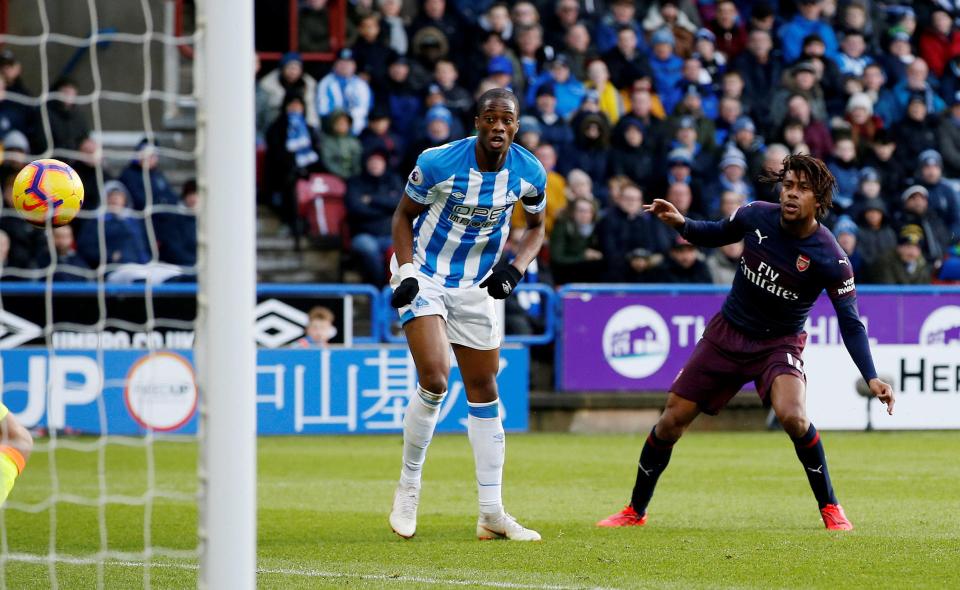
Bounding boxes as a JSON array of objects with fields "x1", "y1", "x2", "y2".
[{"x1": 3, "y1": 553, "x2": 618, "y2": 590}]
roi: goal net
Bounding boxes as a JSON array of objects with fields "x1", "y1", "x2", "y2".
[{"x1": 0, "y1": 1, "x2": 255, "y2": 588}]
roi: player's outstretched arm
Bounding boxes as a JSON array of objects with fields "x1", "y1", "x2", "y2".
[
  {"x1": 390, "y1": 195, "x2": 429, "y2": 308},
  {"x1": 642, "y1": 199, "x2": 685, "y2": 229}
]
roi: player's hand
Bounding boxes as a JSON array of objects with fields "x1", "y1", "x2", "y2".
[
  {"x1": 390, "y1": 277, "x2": 419, "y2": 308},
  {"x1": 642, "y1": 199, "x2": 685, "y2": 229},
  {"x1": 869, "y1": 378, "x2": 895, "y2": 415},
  {"x1": 479, "y1": 265, "x2": 523, "y2": 299}
]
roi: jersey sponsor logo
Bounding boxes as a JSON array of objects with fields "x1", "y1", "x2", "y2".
[
  {"x1": 447, "y1": 204, "x2": 508, "y2": 228},
  {"x1": 796, "y1": 254, "x2": 811, "y2": 272},
  {"x1": 754, "y1": 229, "x2": 768, "y2": 245},
  {"x1": 408, "y1": 166, "x2": 424, "y2": 186},
  {"x1": 836, "y1": 277, "x2": 855, "y2": 296},
  {"x1": 602, "y1": 305, "x2": 670, "y2": 379},
  {"x1": 739, "y1": 259, "x2": 800, "y2": 301}
]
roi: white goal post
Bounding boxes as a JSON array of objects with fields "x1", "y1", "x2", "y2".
[{"x1": 195, "y1": 0, "x2": 257, "y2": 587}]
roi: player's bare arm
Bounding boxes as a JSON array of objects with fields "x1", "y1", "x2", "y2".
[
  {"x1": 511, "y1": 209, "x2": 546, "y2": 274},
  {"x1": 389, "y1": 195, "x2": 429, "y2": 308},
  {"x1": 643, "y1": 199, "x2": 685, "y2": 229}
]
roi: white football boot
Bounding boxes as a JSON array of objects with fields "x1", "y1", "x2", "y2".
[
  {"x1": 389, "y1": 483, "x2": 420, "y2": 538},
  {"x1": 476, "y1": 511, "x2": 541, "y2": 541}
]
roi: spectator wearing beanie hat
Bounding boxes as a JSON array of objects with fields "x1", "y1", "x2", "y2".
[
  {"x1": 649, "y1": 28, "x2": 685, "y2": 114},
  {"x1": 257, "y1": 52, "x2": 318, "y2": 130},
  {"x1": 915, "y1": 149, "x2": 960, "y2": 237},
  {"x1": 317, "y1": 48, "x2": 373, "y2": 136},
  {"x1": 832, "y1": 215, "x2": 865, "y2": 274},
  {"x1": 844, "y1": 91, "x2": 882, "y2": 148},
  {"x1": 894, "y1": 185, "x2": 951, "y2": 268}
]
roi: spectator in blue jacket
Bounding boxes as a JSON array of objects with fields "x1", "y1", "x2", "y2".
[
  {"x1": 78, "y1": 180, "x2": 150, "y2": 267},
  {"x1": 527, "y1": 54, "x2": 585, "y2": 119},
  {"x1": 118, "y1": 139, "x2": 179, "y2": 211},
  {"x1": 649, "y1": 28, "x2": 684, "y2": 114},
  {"x1": 316, "y1": 48, "x2": 373, "y2": 136},
  {"x1": 594, "y1": 0, "x2": 647, "y2": 55},
  {"x1": 827, "y1": 136, "x2": 861, "y2": 212},
  {"x1": 153, "y1": 179, "x2": 198, "y2": 267},
  {"x1": 876, "y1": 58, "x2": 946, "y2": 126},
  {"x1": 777, "y1": 0, "x2": 838, "y2": 64}
]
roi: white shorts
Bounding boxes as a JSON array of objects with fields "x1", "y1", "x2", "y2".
[{"x1": 389, "y1": 265, "x2": 501, "y2": 351}]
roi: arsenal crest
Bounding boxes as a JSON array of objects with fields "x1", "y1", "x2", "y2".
[{"x1": 796, "y1": 254, "x2": 811, "y2": 272}]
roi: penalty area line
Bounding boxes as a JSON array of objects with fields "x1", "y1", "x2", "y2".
[{"x1": 3, "y1": 553, "x2": 617, "y2": 590}]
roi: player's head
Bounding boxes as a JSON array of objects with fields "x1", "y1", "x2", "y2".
[
  {"x1": 760, "y1": 153, "x2": 836, "y2": 222},
  {"x1": 475, "y1": 88, "x2": 520, "y2": 154}
]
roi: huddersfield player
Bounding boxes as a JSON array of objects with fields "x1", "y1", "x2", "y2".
[
  {"x1": 598, "y1": 154, "x2": 895, "y2": 531},
  {"x1": 0, "y1": 404, "x2": 32, "y2": 505},
  {"x1": 387, "y1": 88, "x2": 545, "y2": 541}
]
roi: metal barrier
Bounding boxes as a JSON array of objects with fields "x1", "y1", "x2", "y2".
[
  {"x1": 378, "y1": 283, "x2": 557, "y2": 346},
  {"x1": 0, "y1": 282, "x2": 382, "y2": 345}
]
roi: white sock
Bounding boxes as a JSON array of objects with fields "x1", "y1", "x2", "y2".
[
  {"x1": 399, "y1": 384, "x2": 445, "y2": 488},
  {"x1": 467, "y1": 400, "x2": 505, "y2": 516}
]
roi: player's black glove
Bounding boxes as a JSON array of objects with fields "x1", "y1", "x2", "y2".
[
  {"x1": 390, "y1": 277, "x2": 419, "y2": 308},
  {"x1": 479, "y1": 266, "x2": 523, "y2": 299}
]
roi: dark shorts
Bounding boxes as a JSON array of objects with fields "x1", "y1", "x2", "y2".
[{"x1": 670, "y1": 313, "x2": 807, "y2": 415}]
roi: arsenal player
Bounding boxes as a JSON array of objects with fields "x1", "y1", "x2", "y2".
[{"x1": 597, "y1": 154, "x2": 895, "y2": 531}]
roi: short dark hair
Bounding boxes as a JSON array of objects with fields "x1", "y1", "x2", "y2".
[
  {"x1": 476, "y1": 87, "x2": 521, "y2": 115},
  {"x1": 758, "y1": 153, "x2": 836, "y2": 219}
]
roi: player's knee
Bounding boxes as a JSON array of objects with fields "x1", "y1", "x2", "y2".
[
  {"x1": 655, "y1": 415, "x2": 688, "y2": 442},
  {"x1": 461, "y1": 373, "x2": 498, "y2": 402},
  {"x1": 418, "y1": 369, "x2": 449, "y2": 397},
  {"x1": 779, "y1": 412, "x2": 809, "y2": 438}
]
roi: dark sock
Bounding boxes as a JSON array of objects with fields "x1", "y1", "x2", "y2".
[
  {"x1": 629, "y1": 427, "x2": 675, "y2": 515},
  {"x1": 791, "y1": 423, "x2": 838, "y2": 508}
]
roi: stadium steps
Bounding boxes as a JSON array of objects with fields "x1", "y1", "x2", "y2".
[{"x1": 256, "y1": 205, "x2": 342, "y2": 283}]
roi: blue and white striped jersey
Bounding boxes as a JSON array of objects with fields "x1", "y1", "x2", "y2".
[{"x1": 404, "y1": 137, "x2": 547, "y2": 288}]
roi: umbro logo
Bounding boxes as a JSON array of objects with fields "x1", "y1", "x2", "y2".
[
  {"x1": 754, "y1": 229, "x2": 768, "y2": 245},
  {"x1": 414, "y1": 296, "x2": 429, "y2": 309},
  {"x1": 501, "y1": 281, "x2": 512, "y2": 295},
  {"x1": 450, "y1": 191, "x2": 466, "y2": 201},
  {"x1": 254, "y1": 299, "x2": 309, "y2": 348}
]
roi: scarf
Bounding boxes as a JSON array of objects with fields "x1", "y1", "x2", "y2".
[{"x1": 286, "y1": 112, "x2": 319, "y2": 169}]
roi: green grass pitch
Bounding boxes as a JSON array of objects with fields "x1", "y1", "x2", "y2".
[{"x1": 2, "y1": 431, "x2": 959, "y2": 589}]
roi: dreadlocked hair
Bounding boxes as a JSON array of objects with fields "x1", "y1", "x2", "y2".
[{"x1": 757, "y1": 153, "x2": 836, "y2": 219}]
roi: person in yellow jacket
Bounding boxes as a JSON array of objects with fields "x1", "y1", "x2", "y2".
[{"x1": 585, "y1": 60, "x2": 627, "y2": 125}]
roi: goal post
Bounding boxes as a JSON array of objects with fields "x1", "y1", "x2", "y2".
[{"x1": 195, "y1": 0, "x2": 257, "y2": 587}]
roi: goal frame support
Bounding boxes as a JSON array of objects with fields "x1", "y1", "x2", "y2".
[{"x1": 196, "y1": 0, "x2": 257, "y2": 587}]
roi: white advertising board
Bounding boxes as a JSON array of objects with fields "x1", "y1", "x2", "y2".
[{"x1": 805, "y1": 345, "x2": 960, "y2": 430}]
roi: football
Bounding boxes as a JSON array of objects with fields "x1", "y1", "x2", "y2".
[{"x1": 12, "y1": 158, "x2": 85, "y2": 227}]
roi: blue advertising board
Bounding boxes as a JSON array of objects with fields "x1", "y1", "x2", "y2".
[{"x1": 0, "y1": 346, "x2": 529, "y2": 435}]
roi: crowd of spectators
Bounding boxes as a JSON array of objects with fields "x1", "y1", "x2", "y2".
[
  {"x1": 0, "y1": 50, "x2": 197, "y2": 283},
  {"x1": 258, "y1": 0, "x2": 960, "y2": 286}
]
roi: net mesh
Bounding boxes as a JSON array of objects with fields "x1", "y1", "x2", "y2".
[{"x1": 0, "y1": 0, "x2": 200, "y2": 587}]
